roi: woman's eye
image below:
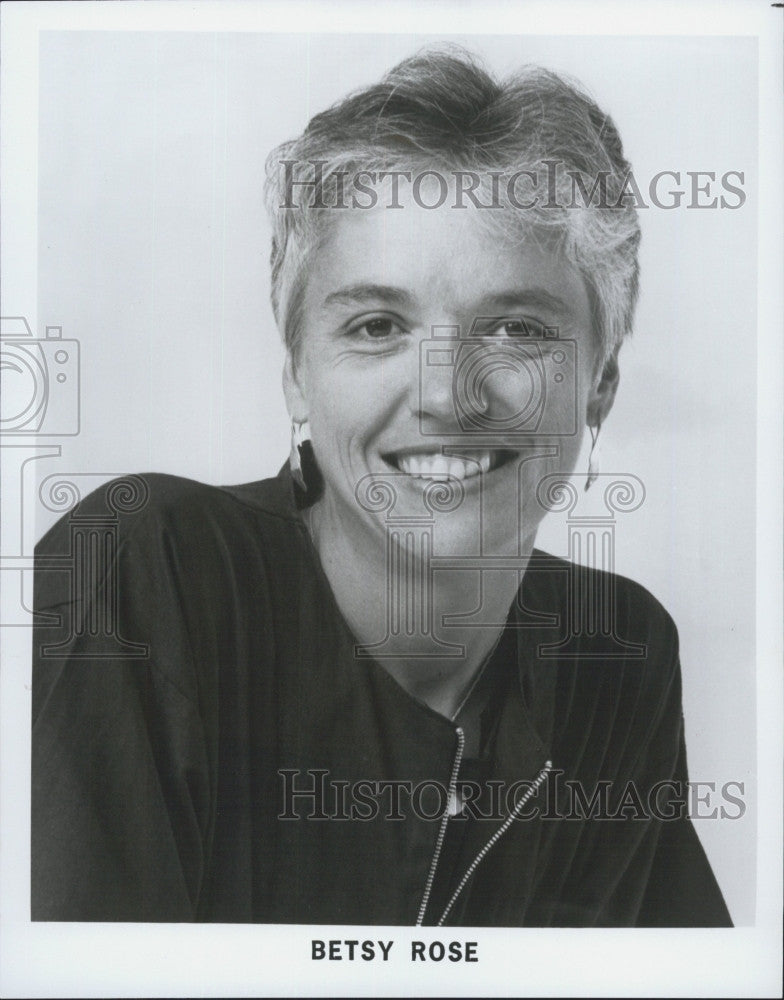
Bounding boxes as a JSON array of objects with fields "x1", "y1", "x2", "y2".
[
  {"x1": 496, "y1": 318, "x2": 547, "y2": 338},
  {"x1": 352, "y1": 317, "x2": 404, "y2": 340}
]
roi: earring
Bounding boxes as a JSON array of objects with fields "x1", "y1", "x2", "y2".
[
  {"x1": 289, "y1": 420, "x2": 324, "y2": 505},
  {"x1": 290, "y1": 420, "x2": 311, "y2": 493},
  {"x1": 585, "y1": 423, "x2": 601, "y2": 491}
]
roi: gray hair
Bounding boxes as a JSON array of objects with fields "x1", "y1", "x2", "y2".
[{"x1": 264, "y1": 47, "x2": 641, "y2": 363}]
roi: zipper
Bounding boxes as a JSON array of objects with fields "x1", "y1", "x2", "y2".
[
  {"x1": 416, "y1": 726, "x2": 465, "y2": 926},
  {"x1": 435, "y1": 759, "x2": 553, "y2": 927}
]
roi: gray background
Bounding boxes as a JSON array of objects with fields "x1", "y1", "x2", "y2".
[{"x1": 35, "y1": 31, "x2": 757, "y2": 924}]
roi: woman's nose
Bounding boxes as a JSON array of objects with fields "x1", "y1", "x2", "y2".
[{"x1": 409, "y1": 334, "x2": 458, "y2": 424}]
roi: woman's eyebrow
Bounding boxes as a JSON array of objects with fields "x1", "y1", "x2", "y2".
[
  {"x1": 320, "y1": 284, "x2": 571, "y2": 318},
  {"x1": 474, "y1": 289, "x2": 571, "y2": 315},
  {"x1": 323, "y1": 283, "x2": 416, "y2": 309}
]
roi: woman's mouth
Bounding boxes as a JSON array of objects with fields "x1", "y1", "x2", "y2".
[{"x1": 382, "y1": 448, "x2": 517, "y2": 481}]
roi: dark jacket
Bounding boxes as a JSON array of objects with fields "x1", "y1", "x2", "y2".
[{"x1": 31, "y1": 468, "x2": 732, "y2": 926}]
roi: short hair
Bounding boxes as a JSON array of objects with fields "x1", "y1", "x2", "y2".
[{"x1": 264, "y1": 47, "x2": 641, "y2": 364}]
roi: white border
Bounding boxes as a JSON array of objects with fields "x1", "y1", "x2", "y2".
[{"x1": 1, "y1": 2, "x2": 781, "y2": 997}]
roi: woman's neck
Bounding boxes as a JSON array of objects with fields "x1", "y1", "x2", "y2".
[{"x1": 303, "y1": 497, "x2": 534, "y2": 719}]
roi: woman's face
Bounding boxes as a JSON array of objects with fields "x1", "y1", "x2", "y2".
[{"x1": 284, "y1": 187, "x2": 618, "y2": 556}]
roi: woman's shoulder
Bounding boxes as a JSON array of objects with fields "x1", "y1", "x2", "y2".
[
  {"x1": 33, "y1": 468, "x2": 308, "y2": 702},
  {"x1": 524, "y1": 551, "x2": 685, "y2": 773},
  {"x1": 36, "y1": 466, "x2": 303, "y2": 553},
  {"x1": 34, "y1": 467, "x2": 309, "y2": 635},
  {"x1": 525, "y1": 547, "x2": 679, "y2": 656}
]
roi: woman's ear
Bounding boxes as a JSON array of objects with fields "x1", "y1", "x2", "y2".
[
  {"x1": 586, "y1": 347, "x2": 621, "y2": 428},
  {"x1": 282, "y1": 352, "x2": 308, "y2": 423}
]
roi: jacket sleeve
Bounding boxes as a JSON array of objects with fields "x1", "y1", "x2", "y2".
[
  {"x1": 617, "y1": 588, "x2": 734, "y2": 927},
  {"x1": 31, "y1": 481, "x2": 215, "y2": 921},
  {"x1": 636, "y1": 717, "x2": 733, "y2": 927}
]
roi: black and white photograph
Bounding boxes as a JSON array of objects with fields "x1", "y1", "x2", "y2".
[{"x1": 1, "y1": 1, "x2": 781, "y2": 996}]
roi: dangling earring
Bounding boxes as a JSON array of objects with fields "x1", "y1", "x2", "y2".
[
  {"x1": 585, "y1": 423, "x2": 601, "y2": 491},
  {"x1": 289, "y1": 419, "x2": 324, "y2": 505},
  {"x1": 290, "y1": 420, "x2": 311, "y2": 493}
]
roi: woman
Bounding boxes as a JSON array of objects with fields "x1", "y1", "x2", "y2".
[{"x1": 32, "y1": 49, "x2": 731, "y2": 926}]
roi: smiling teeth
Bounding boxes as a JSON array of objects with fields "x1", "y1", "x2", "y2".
[{"x1": 395, "y1": 452, "x2": 492, "y2": 480}]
